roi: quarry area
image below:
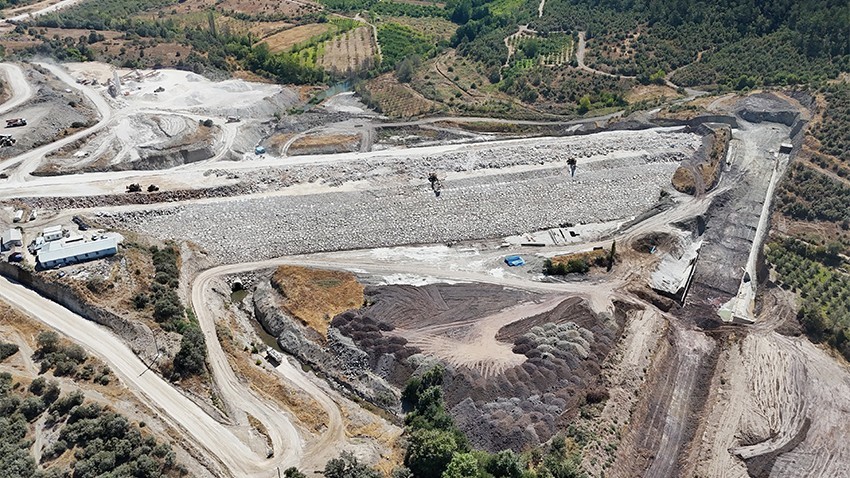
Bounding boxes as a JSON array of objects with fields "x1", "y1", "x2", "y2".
[{"x1": 3, "y1": 58, "x2": 850, "y2": 478}]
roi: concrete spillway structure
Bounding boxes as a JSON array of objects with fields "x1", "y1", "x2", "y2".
[{"x1": 650, "y1": 237, "x2": 702, "y2": 303}]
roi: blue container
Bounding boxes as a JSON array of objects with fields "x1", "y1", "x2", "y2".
[{"x1": 504, "y1": 255, "x2": 525, "y2": 267}]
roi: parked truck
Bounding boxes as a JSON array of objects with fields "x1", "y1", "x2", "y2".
[
  {"x1": 13, "y1": 209, "x2": 23, "y2": 223},
  {"x1": 5, "y1": 118, "x2": 27, "y2": 128}
]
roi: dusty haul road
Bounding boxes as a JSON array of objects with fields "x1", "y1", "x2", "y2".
[
  {"x1": 0, "y1": 276, "x2": 283, "y2": 477},
  {"x1": 0, "y1": 63, "x2": 34, "y2": 115},
  {"x1": 3, "y1": 0, "x2": 86, "y2": 22}
]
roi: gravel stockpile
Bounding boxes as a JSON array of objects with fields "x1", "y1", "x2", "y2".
[{"x1": 105, "y1": 155, "x2": 682, "y2": 263}]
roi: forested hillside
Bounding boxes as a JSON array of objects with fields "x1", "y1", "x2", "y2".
[
  {"x1": 771, "y1": 82, "x2": 850, "y2": 361},
  {"x1": 451, "y1": 0, "x2": 850, "y2": 88},
  {"x1": 4, "y1": 0, "x2": 849, "y2": 119}
]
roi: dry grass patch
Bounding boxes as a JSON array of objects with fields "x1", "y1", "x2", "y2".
[
  {"x1": 288, "y1": 133, "x2": 361, "y2": 155},
  {"x1": 248, "y1": 20, "x2": 295, "y2": 39},
  {"x1": 671, "y1": 166, "x2": 698, "y2": 194},
  {"x1": 347, "y1": 421, "x2": 404, "y2": 474},
  {"x1": 219, "y1": 0, "x2": 320, "y2": 16},
  {"x1": 0, "y1": 301, "x2": 45, "y2": 344},
  {"x1": 271, "y1": 266, "x2": 364, "y2": 338},
  {"x1": 247, "y1": 413, "x2": 273, "y2": 449},
  {"x1": 625, "y1": 84, "x2": 680, "y2": 103},
  {"x1": 265, "y1": 131, "x2": 297, "y2": 155},
  {"x1": 261, "y1": 23, "x2": 332, "y2": 53}
]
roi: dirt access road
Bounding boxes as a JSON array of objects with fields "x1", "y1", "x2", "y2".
[
  {"x1": 4, "y1": 0, "x2": 85, "y2": 22},
  {"x1": 0, "y1": 63, "x2": 34, "y2": 115},
  {"x1": 0, "y1": 275, "x2": 287, "y2": 477},
  {"x1": 1, "y1": 62, "x2": 114, "y2": 182},
  {"x1": 192, "y1": 264, "x2": 347, "y2": 472}
]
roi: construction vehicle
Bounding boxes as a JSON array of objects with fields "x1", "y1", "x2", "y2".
[
  {"x1": 13, "y1": 210, "x2": 23, "y2": 222},
  {"x1": 567, "y1": 158, "x2": 577, "y2": 177},
  {"x1": 72, "y1": 215, "x2": 90, "y2": 231},
  {"x1": 226, "y1": 116, "x2": 241, "y2": 123},
  {"x1": 0, "y1": 135, "x2": 15, "y2": 147},
  {"x1": 147, "y1": 184, "x2": 159, "y2": 192},
  {"x1": 5, "y1": 118, "x2": 26, "y2": 128},
  {"x1": 126, "y1": 183, "x2": 142, "y2": 193},
  {"x1": 428, "y1": 172, "x2": 443, "y2": 197}
]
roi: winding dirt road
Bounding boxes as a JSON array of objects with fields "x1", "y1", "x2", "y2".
[
  {"x1": 4, "y1": 0, "x2": 85, "y2": 22},
  {"x1": 0, "y1": 276, "x2": 277, "y2": 477},
  {"x1": 0, "y1": 63, "x2": 34, "y2": 115},
  {"x1": 191, "y1": 264, "x2": 348, "y2": 472},
  {"x1": 4, "y1": 62, "x2": 113, "y2": 182}
]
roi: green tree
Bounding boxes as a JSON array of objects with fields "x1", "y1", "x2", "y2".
[
  {"x1": 324, "y1": 452, "x2": 381, "y2": 478},
  {"x1": 0, "y1": 343, "x2": 18, "y2": 361},
  {"x1": 578, "y1": 95, "x2": 591, "y2": 114},
  {"x1": 485, "y1": 450, "x2": 523, "y2": 478},
  {"x1": 36, "y1": 331, "x2": 59, "y2": 355},
  {"x1": 173, "y1": 326, "x2": 207, "y2": 378},
  {"x1": 396, "y1": 56, "x2": 421, "y2": 83},
  {"x1": 442, "y1": 452, "x2": 479, "y2": 478},
  {"x1": 284, "y1": 467, "x2": 307, "y2": 478},
  {"x1": 405, "y1": 429, "x2": 459, "y2": 478},
  {"x1": 29, "y1": 377, "x2": 47, "y2": 396}
]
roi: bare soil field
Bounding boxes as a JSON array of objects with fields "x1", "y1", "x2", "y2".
[
  {"x1": 688, "y1": 287, "x2": 850, "y2": 478},
  {"x1": 317, "y1": 26, "x2": 377, "y2": 74},
  {"x1": 288, "y1": 133, "x2": 361, "y2": 155},
  {"x1": 219, "y1": 0, "x2": 320, "y2": 17},
  {"x1": 366, "y1": 73, "x2": 442, "y2": 118},
  {"x1": 261, "y1": 23, "x2": 331, "y2": 53}
]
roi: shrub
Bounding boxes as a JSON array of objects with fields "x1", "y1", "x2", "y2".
[
  {"x1": 0, "y1": 342, "x2": 19, "y2": 361},
  {"x1": 173, "y1": 326, "x2": 207, "y2": 378},
  {"x1": 36, "y1": 331, "x2": 60, "y2": 355},
  {"x1": 324, "y1": 452, "x2": 381, "y2": 478}
]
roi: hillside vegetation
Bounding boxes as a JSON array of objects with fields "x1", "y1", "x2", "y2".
[
  {"x1": 770, "y1": 82, "x2": 850, "y2": 361},
  {"x1": 5, "y1": 0, "x2": 849, "y2": 118},
  {"x1": 0, "y1": 364, "x2": 185, "y2": 477}
]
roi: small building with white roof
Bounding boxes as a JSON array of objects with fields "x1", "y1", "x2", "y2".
[
  {"x1": 2, "y1": 229, "x2": 22, "y2": 250},
  {"x1": 37, "y1": 236, "x2": 118, "y2": 269},
  {"x1": 43, "y1": 225, "x2": 65, "y2": 242}
]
